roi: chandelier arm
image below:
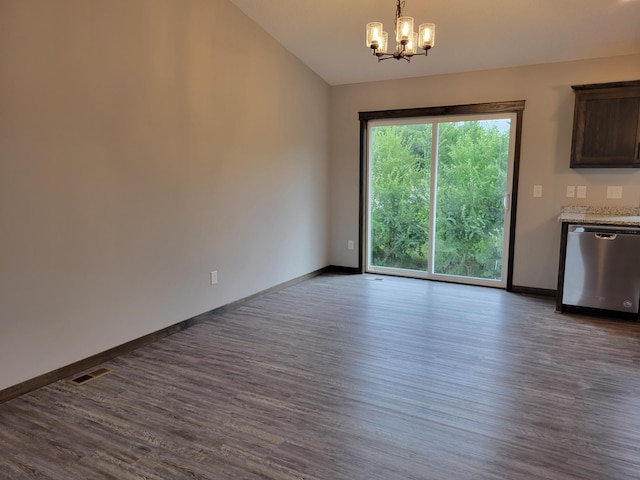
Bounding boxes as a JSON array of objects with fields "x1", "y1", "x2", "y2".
[{"x1": 377, "y1": 54, "x2": 396, "y2": 62}]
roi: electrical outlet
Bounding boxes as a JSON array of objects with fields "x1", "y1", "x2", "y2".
[
  {"x1": 348, "y1": 240, "x2": 354, "y2": 250},
  {"x1": 566, "y1": 186, "x2": 575, "y2": 198},
  {"x1": 607, "y1": 186, "x2": 623, "y2": 199},
  {"x1": 533, "y1": 185, "x2": 543, "y2": 198},
  {"x1": 576, "y1": 186, "x2": 587, "y2": 198},
  {"x1": 210, "y1": 271, "x2": 218, "y2": 285}
]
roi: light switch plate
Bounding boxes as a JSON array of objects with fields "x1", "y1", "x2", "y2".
[
  {"x1": 607, "y1": 186, "x2": 623, "y2": 199},
  {"x1": 576, "y1": 186, "x2": 587, "y2": 198},
  {"x1": 533, "y1": 185, "x2": 543, "y2": 198},
  {"x1": 566, "y1": 186, "x2": 575, "y2": 198}
]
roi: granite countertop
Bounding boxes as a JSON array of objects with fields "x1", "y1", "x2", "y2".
[{"x1": 558, "y1": 206, "x2": 640, "y2": 226}]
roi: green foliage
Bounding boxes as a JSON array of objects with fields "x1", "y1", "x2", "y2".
[
  {"x1": 370, "y1": 125, "x2": 431, "y2": 270},
  {"x1": 369, "y1": 119, "x2": 510, "y2": 279}
]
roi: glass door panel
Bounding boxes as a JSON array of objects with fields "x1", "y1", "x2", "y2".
[
  {"x1": 368, "y1": 124, "x2": 432, "y2": 273},
  {"x1": 432, "y1": 118, "x2": 512, "y2": 285}
]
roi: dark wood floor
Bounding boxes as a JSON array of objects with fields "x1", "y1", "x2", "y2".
[{"x1": 2, "y1": 273, "x2": 640, "y2": 479}]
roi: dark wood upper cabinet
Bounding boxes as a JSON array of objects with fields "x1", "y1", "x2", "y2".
[{"x1": 570, "y1": 80, "x2": 640, "y2": 168}]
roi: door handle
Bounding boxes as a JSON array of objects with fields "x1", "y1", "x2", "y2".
[
  {"x1": 595, "y1": 233, "x2": 617, "y2": 240},
  {"x1": 502, "y1": 194, "x2": 511, "y2": 211}
]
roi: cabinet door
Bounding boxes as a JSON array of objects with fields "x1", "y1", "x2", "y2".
[{"x1": 571, "y1": 84, "x2": 640, "y2": 168}]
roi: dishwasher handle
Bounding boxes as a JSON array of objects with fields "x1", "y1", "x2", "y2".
[{"x1": 595, "y1": 233, "x2": 617, "y2": 240}]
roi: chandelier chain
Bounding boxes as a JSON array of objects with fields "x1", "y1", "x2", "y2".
[{"x1": 396, "y1": 1, "x2": 405, "y2": 24}]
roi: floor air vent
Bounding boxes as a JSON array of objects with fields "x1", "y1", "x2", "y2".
[{"x1": 69, "y1": 367, "x2": 113, "y2": 386}]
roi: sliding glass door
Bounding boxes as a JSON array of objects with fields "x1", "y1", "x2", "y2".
[{"x1": 366, "y1": 113, "x2": 517, "y2": 288}]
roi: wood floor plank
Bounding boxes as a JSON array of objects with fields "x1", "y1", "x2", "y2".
[{"x1": 2, "y1": 273, "x2": 640, "y2": 479}]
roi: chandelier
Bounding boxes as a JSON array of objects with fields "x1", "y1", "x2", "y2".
[{"x1": 366, "y1": 0, "x2": 435, "y2": 62}]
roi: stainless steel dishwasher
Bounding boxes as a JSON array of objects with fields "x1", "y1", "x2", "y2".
[{"x1": 563, "y1": 224, "x2": 640, "y2": 314}]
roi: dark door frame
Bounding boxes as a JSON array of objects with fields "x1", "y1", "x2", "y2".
[{"x1": 358, "y1": 100, "x2": 526, "y2": 291}]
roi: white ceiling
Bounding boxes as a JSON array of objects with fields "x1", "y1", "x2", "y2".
[{"x1": 228, "y1": 0, "x2": 640, "y2": 86}]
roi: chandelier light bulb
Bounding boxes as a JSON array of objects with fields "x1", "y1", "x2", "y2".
[
  {"x1": 379, "y1": 31, "x2": 389, "y2": 53},
  {"x1": 366, "y1": 22, "x2": 383, "y2": 49},
  {"x1": 396, "y1": 16, "x2": 414, "y2": 44},
  {"x1": 419, "y1": 23, "x2": 435, "y2": 49},
  {"x1": 405, "y1": 32, "x2": 418, "y2": 55}
]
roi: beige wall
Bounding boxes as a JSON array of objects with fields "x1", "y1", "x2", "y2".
[
  {"x1": 0, "y1": 0, "x2": 330, "y2": 390},
  {"x1": 329, "y1": 54, "x2": 640, "y2": 290},
  {"x1": 2, "y1": 0, "x2": 639, "y2": 394}
]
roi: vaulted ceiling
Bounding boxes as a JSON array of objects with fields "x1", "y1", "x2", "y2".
[{"x1": 228, "y1": 0, "x2": 640, "y2": 86}]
